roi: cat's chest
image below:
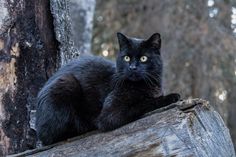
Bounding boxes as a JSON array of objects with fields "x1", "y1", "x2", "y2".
[
  {"x1": 151, "y1": 86, "x2": 163, "y2": 98},
  {"x1": 119, "y1": 85, "x2": 162, "y2": 99}
]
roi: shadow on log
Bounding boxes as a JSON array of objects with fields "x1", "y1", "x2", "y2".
[{"x1": 8, "y1": 99, "x2": 235, "y2": 157}]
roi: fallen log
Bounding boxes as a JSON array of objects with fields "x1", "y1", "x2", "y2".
[{"x1": 9, "y1": 99, "x2": 235, "y2": 157}]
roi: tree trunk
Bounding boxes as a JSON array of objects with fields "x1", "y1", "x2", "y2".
[
  {"x1": 8, "y1": 99, "x2": 235, "y2": 157},
  {"x1": 68, "y1": 0, "x2": 96, "y2": 54},
  {"x1": 0, "y1": 0, "x2": 97, "y2": 155},
  {"x1": 0, "y1": 0, "x2": 59, "y2": 155},
  {"x1": 50, "y1": 0, "x2": 78, "y2": 65},
  {"x1": 50, "y1": 0, "x2": 96, "y2": 65}
]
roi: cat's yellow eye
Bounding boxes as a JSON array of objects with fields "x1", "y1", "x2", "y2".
[
  {"x1": 140, "y1": 56, "x2": 148, "y2": 62},
  {"x1": 124, "y1": 56, "x2": 130, "y2": 62}
]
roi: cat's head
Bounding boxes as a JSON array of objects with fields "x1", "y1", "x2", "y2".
[{"x1": 116, "y1": 32, "x2": 162, "y2": 83}]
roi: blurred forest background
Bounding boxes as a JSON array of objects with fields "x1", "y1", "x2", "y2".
[
  {"x1": 0, "y1": 0, "x2": 236, "y2": 155},
  {"x1": 90, "y1": 0, "x2": 236, "y2": 149}
]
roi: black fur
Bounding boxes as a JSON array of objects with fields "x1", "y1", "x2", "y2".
[{"x1": 35, "y1": 33, "x2": 180, "y2": 145}]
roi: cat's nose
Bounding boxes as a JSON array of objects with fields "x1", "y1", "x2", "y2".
[{"x1": 129, "y1": 65, "x2": 137, "y2": 70}]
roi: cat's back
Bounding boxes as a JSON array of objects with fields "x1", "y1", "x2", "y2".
[
  {"x1": 66, "y1": 55, "x2": 115, "y2": 85},
  {"x1": 39, "y1": 55, "x2": 115, "y2": 98},
  {"x1": 45, "y1": 55, "x2": 114, "y2": 83},
  {"x1": 73, "y1": 55, "x2": 115, "y2": 79}
]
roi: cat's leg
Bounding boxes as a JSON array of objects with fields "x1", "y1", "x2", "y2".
[
  {"x1": 96, "y1": 105, "x2": 137, "y2": 131},
  {"x1": 36, "y1": 74, "x2": 81, "y2": 145},
  {"x1": 74, "y1": 116, "x2": 96, "y2": 135},
  {"x1": 133, "y1": 93, "x2": 181, "y2": 115},
  {"x1": 156, "y1": 93, "x2": 181, "y2": 107},
  {"x1": 95, "y1": 94, "x2": 143, "y2": 131},
  {"x1": 96, "y1": 92, "x2": 180, "y2": 132}
]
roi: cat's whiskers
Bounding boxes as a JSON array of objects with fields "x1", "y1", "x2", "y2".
[
  {"x1": 142, "y1": 75, "x2": 153, "y2": 89},
  {"x1": 111, "y1": 75, "x2": 119, "y2": 89},
  {"x1": 111, "y1": 72, "x2": 125, "y2": 89},
  {"x1": 139, "y1": 71, "x2": 155, "y2": 88},
  {"x1": 142, "y1": 72, "x2": 161, "y2": 88},
  {"x1": 146, "y1": 72, "x2": 161, "y2": 85}
]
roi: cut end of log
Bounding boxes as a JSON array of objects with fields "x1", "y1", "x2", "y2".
[{"x1": 8, "y1": 99, "x2": 236, "y2": 157}]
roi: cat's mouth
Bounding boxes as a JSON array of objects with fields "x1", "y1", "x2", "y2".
[{"x1": 127, "y1": 72, "x2": 143, "y2": 81}]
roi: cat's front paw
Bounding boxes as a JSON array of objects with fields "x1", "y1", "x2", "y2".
[{"x1": 165, "y1": 93, "x2": 181, "y2": 104}]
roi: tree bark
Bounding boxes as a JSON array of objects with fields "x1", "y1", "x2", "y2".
[
  {"x1": 0, "y1": 0, "x2": 59, "y2": 155},
  {"x1": 8, "y1": 99, "x2": 236, "y2": 157},
  {"x1": 50, "y1": 0, "x2": 78, "y2": 65},
  {"x1": 0, "y1": 0, "x2": 96, "y2": 155},
  {"x1": 68, "y1": 0, "x2": 96, "y2": 54},
  {"x1": 50, "y1": 0, "x2": 96, "y2": 65}
]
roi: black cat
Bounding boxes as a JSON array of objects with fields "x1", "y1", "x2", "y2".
[{"x1": 35, "y1": 32, "x2": 180, "y2": 145}]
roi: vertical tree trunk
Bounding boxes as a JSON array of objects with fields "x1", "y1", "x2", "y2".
[
  {"x1": 50, "y1": 0, "x2": 78, "y2": 65},
  {"x1": 69, "y1": 0, "x2": 96, "y2": 54},
  {"x1": 0, "y1": 0, "x2": 59, "y2": 155},
  {"x1": 50, "y1": 0, "x2": 96, "y2": 65},
  {"x1": 0, "y1": 0, "x2": 96, "y2": 155}
]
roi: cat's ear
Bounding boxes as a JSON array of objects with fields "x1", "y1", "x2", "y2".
[
  {"x1": 146, "y1": 33, "x2": 161, "y2": 50},
  {"x1": 117, "y1": 32, "x2": 130, "y2": 51}
]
